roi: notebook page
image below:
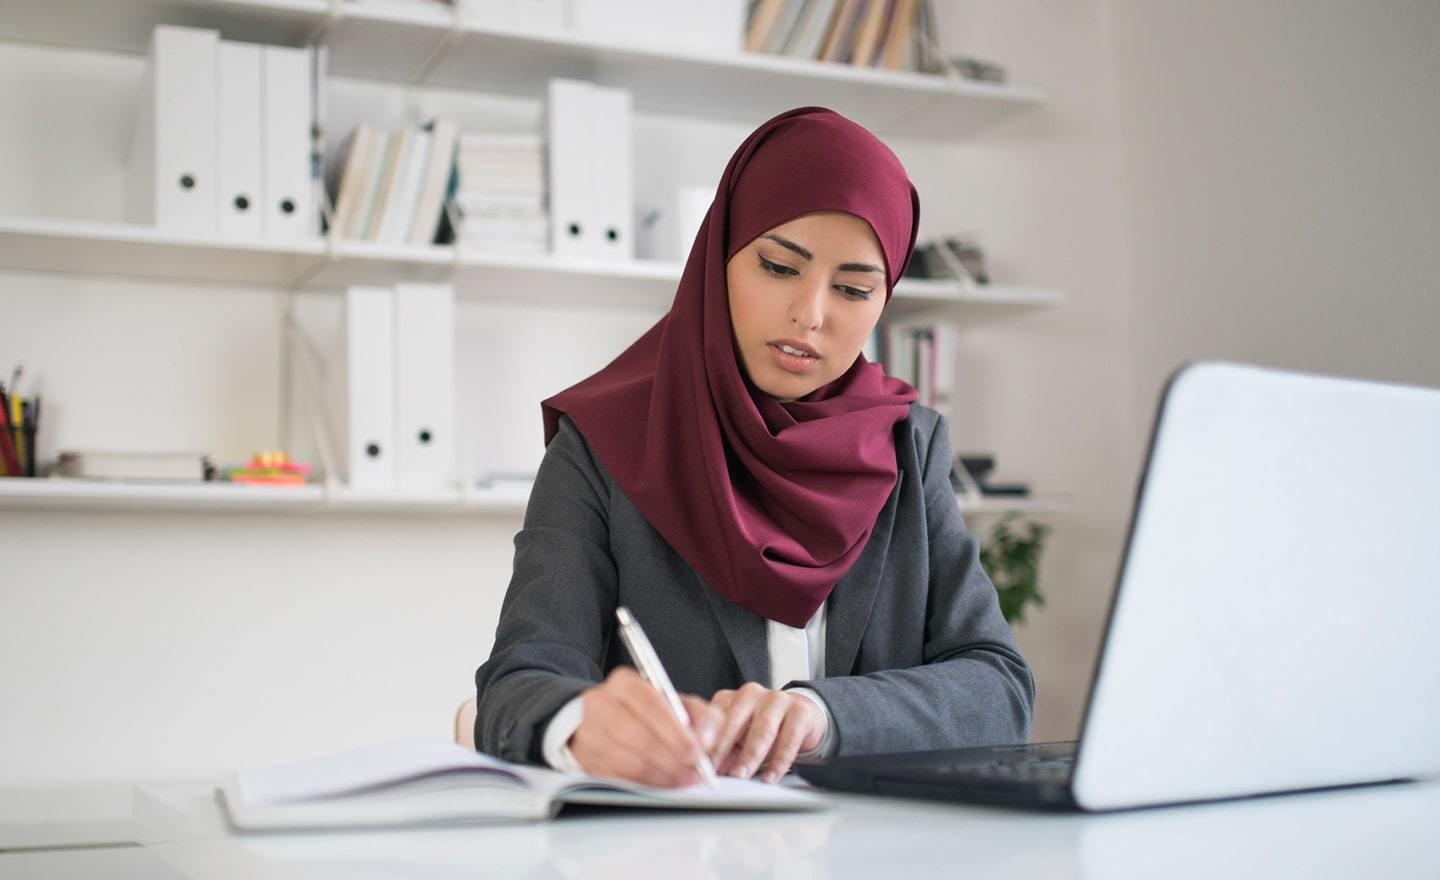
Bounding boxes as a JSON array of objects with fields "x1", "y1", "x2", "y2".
[
  {"x1": 504, "y1": 763, "x2": 827, "y2": 811},
  {"x1": 235, "y1": 738, "x2": 523, "y2": 806}
]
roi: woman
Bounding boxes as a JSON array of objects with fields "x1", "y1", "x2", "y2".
[{"x1": 475, "y1": 106, "x2": 1034, "y2": 788}]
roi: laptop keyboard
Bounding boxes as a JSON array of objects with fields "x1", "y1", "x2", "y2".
[{"x1": 929, "y1": 755, "x2": 1075, "y2": 783}]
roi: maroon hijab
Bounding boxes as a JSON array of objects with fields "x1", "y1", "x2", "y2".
[{"x1": 542, "y1": 107, "x2": 920, "y2": 628}]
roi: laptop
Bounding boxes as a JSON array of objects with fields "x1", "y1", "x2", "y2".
[{"x1": 797, "y1": 361, "x2": 1440, "y2": 811}]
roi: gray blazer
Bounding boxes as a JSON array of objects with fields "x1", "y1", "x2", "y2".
[{"x1": 474, "y1": 404, "x2": 1035, "y2": 764}]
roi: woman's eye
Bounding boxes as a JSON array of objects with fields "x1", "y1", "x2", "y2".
[
  {"x1": 758, "y1": 256, "x2": 795, "y2": 277},
  {"x1": 839, "y1": 286, "x2": 873, "y2": 301}
]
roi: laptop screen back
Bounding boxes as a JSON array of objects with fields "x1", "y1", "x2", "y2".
[{"x1": 1073, "y1": 361, "x2": 1440, "y2": 810}]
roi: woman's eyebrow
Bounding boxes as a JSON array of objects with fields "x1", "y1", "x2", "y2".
[{"x1": 762, "y1": 234, "x2": 884, "y2": 274}]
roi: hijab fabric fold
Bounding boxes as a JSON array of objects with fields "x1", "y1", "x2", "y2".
[{"x1": 542, "y1": 106, "x2": 921, "y2": 628}]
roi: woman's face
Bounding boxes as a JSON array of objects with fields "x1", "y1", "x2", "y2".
[{"x1": 727, "y1": 211, "x2": 888, "y2": 403}]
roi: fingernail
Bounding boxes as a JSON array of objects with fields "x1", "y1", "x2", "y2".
[
  {"x1": 734, "y1": 764, "x2": 751, "y2": 779},
  {"x1": 763, "y1": 770, "x2": 778, "y2": 783}
]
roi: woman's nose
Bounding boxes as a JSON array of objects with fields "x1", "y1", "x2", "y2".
[{"x1": 787, "y1": 282, "x2": 825, "y2": 331}]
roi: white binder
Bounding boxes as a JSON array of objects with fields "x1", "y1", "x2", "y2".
[
  {"x1": 127, "y1": 25, "x2": 219, "y2": 231},
  {"x1": 345, "y1": 287, "x2": 397, "y2": 489},
  {"x1": 393, "y1": 283, "x2": 456, "y2": 488},
  {"x1": 218, "y1": 41, "x2": 263, "y2": 238},
  {"x1": 589, "y1": 84, "x2": 634, "y2": 261},
  {"x1": 261, "y1": 44, "x2": 316, "y2": 239},
  {"x1": 546, "y1": 78, "x2": 594, "y2": 260}
]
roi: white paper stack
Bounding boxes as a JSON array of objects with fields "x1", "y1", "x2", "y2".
[
  {"x1": 454, "y1": 133, "x2": 547, "y2": 254},
  {"x1": 546, "y1": 78, "x2": 634, "y2": 261}
]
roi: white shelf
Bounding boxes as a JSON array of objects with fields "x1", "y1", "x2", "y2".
[
  {"x1": 0, "y1": 477, "x2": 529, "y2": 516},
  {"x1": 2, "y1": 0, "x2": 1045, "y2": 141},
  {"x1": 0, "y1": 215, "x2": 1063, "y2": 323},
  {"x1": 0, "y1": 477, "x2": 1065, "y2": 519},
  {"x1": 956, "y1": 494, "x2": 1071, "y2": 518}
]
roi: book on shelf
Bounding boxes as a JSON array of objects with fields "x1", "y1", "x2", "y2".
[
  {"x1": 53, "y1": 450, "x2": 214, "y2": 482},
  {"x1": 220, "y1": 738, "x2": 824, "y2": 831},
  {"x1": 328, "y1": 119, "x2": 459, "y2": 245},
  {"x1": 884, "y1": 321, "x2": 956, "y2": 412},
  {"x1": 749, "y1": 0, "x2": 921, "y2": 70}
]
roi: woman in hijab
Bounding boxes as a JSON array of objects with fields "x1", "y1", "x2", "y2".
[{"x1": 475, "y1": 106, "x2": 1034, "y2": 787}]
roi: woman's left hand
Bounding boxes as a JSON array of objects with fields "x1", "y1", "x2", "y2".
[{"x1": 707, "y1": 682, "x2": 826, "y2": 783}]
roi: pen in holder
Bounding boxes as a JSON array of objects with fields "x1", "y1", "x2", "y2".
[{"x1": 0, "y1": 377, "x2": 38, "y2": 478}]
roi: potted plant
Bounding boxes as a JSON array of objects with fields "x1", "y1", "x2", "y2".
[{"x1": 979, "y1": 514, "x2": 1050, "y2": 624}]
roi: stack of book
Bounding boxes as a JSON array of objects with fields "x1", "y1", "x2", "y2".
[
  {"x1": 744, "y1": 0, "x2": 939, "y2": 71},
  {"x1": 53, "y1": 451, "x2": 214, "y2": 483},
  {"x1": 453, "y1": 133, "x2": 548, "y2": 255},
  {"x1": 328, "y1": 120, "x2": 460, "y2": 246}
]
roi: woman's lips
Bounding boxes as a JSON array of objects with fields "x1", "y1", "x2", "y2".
[{"x1": 768, "y1": 343, "x2": 821, "y2": 374}]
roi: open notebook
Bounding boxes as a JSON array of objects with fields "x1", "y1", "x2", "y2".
[{"x1": 219, "y1": 738, "x2": 826, "y2": 831}]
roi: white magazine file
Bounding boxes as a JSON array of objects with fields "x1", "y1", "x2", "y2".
[
  {"x1": 345, "y1": 287, "x2": 397, "y2": 489},
  {"x1": 261, "y1": 44, "x2": 316, "y2": 239},
  {"x1": 218, "y1": 41, "x2": 264, "y2": 237},
  {"x1": 393, "y1": 283, "x2": 456, "y2": 488},
  {"x1": 128, "y1": 25, "x2": 219, "y2": 231}
]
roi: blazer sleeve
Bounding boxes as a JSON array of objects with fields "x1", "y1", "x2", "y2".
[
  {"x1": 799, "y1": 414, "x2": 1037, "y2": 754},
  {"x1": 473, "y1": 416, "x2": 616, "y2": 764}
]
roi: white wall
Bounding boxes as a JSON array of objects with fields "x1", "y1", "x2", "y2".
[
  {"x1": 929, "y1": 0, "x2": 1440, "y2": 743},
  {"x1": 928, "y1": 1, "x2": 1137, "y2": 742},
  {"x1": 1113, "y1": 0, "x2": 1440, "y2": 399}
]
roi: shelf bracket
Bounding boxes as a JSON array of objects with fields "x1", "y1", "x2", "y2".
[
  {"x1": 411, "y1": 3, "x2": 468, "y2": 89},
  {"x1": 306, "y1": 0, "x2": 345, "y2": 49}
]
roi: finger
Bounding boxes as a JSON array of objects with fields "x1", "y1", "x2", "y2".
[
  {"x1": 760, "y1": 703, "x2": 814, "y2": 783},
  {"x1": 584, "y1": 674, "x2": 698, "y2": 785},
  {"x1": 582, "y1": 707, "x2": 696, "y2": 788},
  {"x1": 710, "y1": 687, "x2": 764, "y2": 768},
  {"x1": 612, "y1": 670, "x2": 704, "y2": 765},
  {"x1": 732, "y1": 693, "x2": 789, "y2": 780}
]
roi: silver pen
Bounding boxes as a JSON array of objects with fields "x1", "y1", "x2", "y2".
[{"x1": 615, "y1": 606, "x2": 720, "y2": 788}]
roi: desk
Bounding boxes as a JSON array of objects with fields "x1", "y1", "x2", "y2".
[{"x1": 3, "y1": 777, "x2": 1438, "y2": 879}]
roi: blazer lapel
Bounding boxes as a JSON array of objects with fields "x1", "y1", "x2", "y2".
[
  {"x1": 699, "y1": 467, "x2": 906, "y2": 686},
  {"x1": 825, "y1": 468, "x2": 904, "y2": 678},
  {"x1": 699, "y1": 578, "x2": 770, "y2": 686}
]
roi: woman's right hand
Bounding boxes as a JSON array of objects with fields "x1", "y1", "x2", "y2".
[{"x1": 569, "y1": 667, "x2": 720, "y2": 787}]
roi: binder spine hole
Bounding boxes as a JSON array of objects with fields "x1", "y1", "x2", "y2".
[
  {"x1": 280, "y1": 198, "x2": 296, "y2": 215},
  {"x1": 365, "y1": 443, "x2": 381, "y2": 458},
  {"x1": 179, "y1": 174, "x2": 195, "y2": 190},
  {"x1": 606, "y1": 228, "x2": 619, "y2": 242},
  {"x1": 567, "y1": 222, "x2": 582, "y2": 238},
  {"x1": 418, "y1": 430, "x2": 432, "y2": 444},
  {"x1": 234, "y1": 195, "x2": 250, "y2": 211}
]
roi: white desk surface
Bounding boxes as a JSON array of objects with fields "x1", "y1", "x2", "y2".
[{"x1": 3, "y1": 776, "x2": 1439, "y2": 879}]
